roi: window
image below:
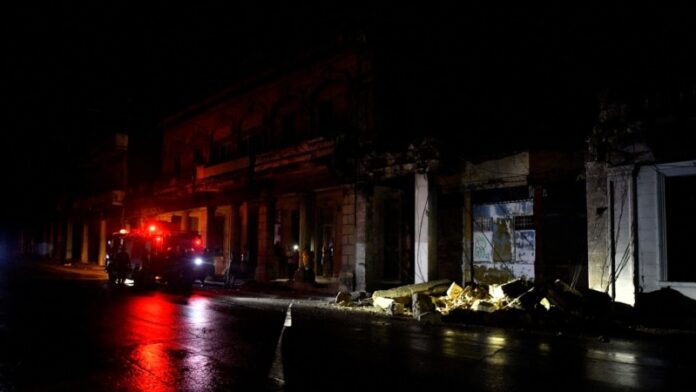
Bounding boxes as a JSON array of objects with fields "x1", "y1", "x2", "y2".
[
  {"x1": 210, "y1": 138, "x2": 236, "y2": 164},
  {"x1": 317, "y1": 100, "x2": 334, "y2": 137},
  {"x1": 514, "y1": 215, "x2": 535, "y2": 230},
  {"x1": 664, "y1": 174, "x2": 696, "y2": 282},
  {"x1": 281, "y1": 113, "x2": 296, "y2": 146}
]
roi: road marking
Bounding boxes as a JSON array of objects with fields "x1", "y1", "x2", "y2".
[
  {"x1": 268, "y1": 301, "x2": 293, "y2": 388},
  {"x1": 284, "y1": 302, "x2": 293, "y2": 327}
]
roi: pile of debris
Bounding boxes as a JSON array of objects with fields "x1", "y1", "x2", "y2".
[{"x1": 335, "y1": 278, "x2": 638, "y2": 332}]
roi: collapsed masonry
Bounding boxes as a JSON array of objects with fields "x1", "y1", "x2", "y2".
[{"x1": 335, "y1": 278, "x2": 649, "y2": 331}]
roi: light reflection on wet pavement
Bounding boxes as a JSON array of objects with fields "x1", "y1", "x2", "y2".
[{"x1": 1, "y1": 262, "x2": 695, "y2": 391}]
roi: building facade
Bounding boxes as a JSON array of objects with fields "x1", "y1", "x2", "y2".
[
  {"x1": 16, "y1": 42, "x2": 589, "y2": 295},
  {"x1": 125, "y1": 45, "x2": 371, "y2": 288},
  {"x1": 586, "y1": 87, "x2": 696, "y2": 304}
]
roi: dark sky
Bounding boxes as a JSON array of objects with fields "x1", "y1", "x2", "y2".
[
  {"x1": 2, "y1": 1, "x2": 360, "y2": 219},
  {"x1": 3, "y1": 3, "x2": 696, "y2": 221}
]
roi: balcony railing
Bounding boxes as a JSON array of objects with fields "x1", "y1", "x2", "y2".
[{"x1": 196, "y1": 137, "x2": 335, "y2": 180}]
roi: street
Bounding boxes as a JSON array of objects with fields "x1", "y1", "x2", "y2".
[{"x1": 0, "y1": 259, "x2": 694, "y2": 391}]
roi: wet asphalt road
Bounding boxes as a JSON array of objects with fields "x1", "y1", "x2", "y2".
[{"x1": 1, "y1": 259, "x2": 695, "y2": 391}]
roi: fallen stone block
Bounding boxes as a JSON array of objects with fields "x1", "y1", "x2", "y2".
[
  {"x1": 351, "y1": 291, "x2": 369, "y2": 301},
  {"x1": 506, "y1": 287, "x2": 544, "y2": 311},
  {"x1": 463, "y1": 283, "x2": 491, "y2": 300},
  {"x1": 412, "y1": 293, "x2": 436, "y2": 320},
  {"x1": 388, "y1": 302, "x2": 405, "y2": 316},
  {"x1": 373, "y1": 296, "x2": 395, "y2": 310},
  {"x1": 500, "y1": 279, "x2": 530, "y2": 299},
  {"x1": 545, "y1": 279, "x2": 584, "y2": 314},
  {"x1": 372, "y1": 279, "x2": 451, "y2": 305},
  {"x1": 335, "y1": 291, "x2": 352, "y2": 306},
  {"x1": 472, "y1": 299, "x2": 497, "y2": 313}
]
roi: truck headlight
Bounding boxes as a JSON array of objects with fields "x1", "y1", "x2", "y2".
[{"x1": 194, "y1": 257, "x2": 203, "y2": 266}]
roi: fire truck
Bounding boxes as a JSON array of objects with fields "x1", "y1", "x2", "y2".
[{"x1": 105, "y1": 221, "x2": 215, "y2": 290}]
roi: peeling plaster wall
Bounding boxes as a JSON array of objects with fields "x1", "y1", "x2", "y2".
[
  {"x1": 588, "y1": 161, "x2": 696, "y2": 304},
  {"x1": 586, "y1": 164, "x2": 636, "y2": 305},
  {"x1": 607, "y1": 168, "x2": 635, "y2": 305},
  {"x1": 472, "y1": 199, "x2": 535, "y2": 284},
  {"x1": 459, "y1": 152, "x2": 529, "y2": 190},
  {"x1": 586, "y1": 162, "x2": 610, "y2": 294},
  {"x1": 448, "y1": 152, "x2": 534, "y2": 285}
]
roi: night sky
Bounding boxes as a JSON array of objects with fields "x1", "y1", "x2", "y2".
[{"x1": 3, "y1": 3, "x2": 696, "y2": 221}]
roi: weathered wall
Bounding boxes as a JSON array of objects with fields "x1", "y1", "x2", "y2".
[
  {"x1": 437, "y1": 192, "x2": 464, "y2": 283},
  {"x1": 637, "y1": 163, "x2": 696, "y2": 299},
  {"x1": 586, "y1": 161, "x2": 610, "y2": 295}
]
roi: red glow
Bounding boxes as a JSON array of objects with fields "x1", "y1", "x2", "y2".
[
  {"x1": 149, "y1": 225, "x2": 157, "y2": 232},
  {"x1": 194, "y1": 239, "x2": 201, "y2": 246},
  {"x1": 124, "y1": 296, "x2": 176, "y2": 391},
  {"x1": 155, "y1": 236, "x2": 162, "y2": 242},
  {"x1": 111, "y1": 294, "x2": 212, "y2": 391}
]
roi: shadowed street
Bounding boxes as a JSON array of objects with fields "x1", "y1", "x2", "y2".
[{"x1": 1, "y1": 259, "x2": 694, "y2": 391}]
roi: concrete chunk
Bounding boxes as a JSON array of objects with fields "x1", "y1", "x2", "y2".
[
  {"x1": 372, "y1": 279, "x2": 452, "y2": 305},
  {"x1": 412, "y1": 293, "x2": 436, "y2": 320},
  {"x1": 472, "y1": 299, "x2": 497, "y2": 313},
  {"x1": 335, "y1": 291, "x2": 352, "y2": 306},
  {"x1": 373, "y1": 297, "x2": 395, "y2": 310}
]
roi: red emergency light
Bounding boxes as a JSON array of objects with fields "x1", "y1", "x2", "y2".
[{"x1": 149, "y1": 225, "x2": 157, "y2": 233}]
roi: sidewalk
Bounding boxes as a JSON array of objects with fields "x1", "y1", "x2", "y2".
[
  {"x1": 204, "y1": 275, "x2": 340, "y2": 300},
  {"x1": 33, "y1": 258, "x2": 339, "y2": 298},
  {"x1": 15, "y1": 259, "x2": 696, "y2": 340}
]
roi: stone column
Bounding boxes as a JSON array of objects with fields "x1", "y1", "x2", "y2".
[
  {"x1": 462, "y1": 190, "x2": 474, "y2": 285},
  {"x1": 80, "y1": 222, "x2": 89, "y2": 263},
  {"x1": 255, "y1": 198, "x2": 275, "y2": 282},
  {"x1": 221, "y1": 205, "x2": 232, "y2": 264},
  {"x1": 338, "y1": 189, "x2": 357, "y2": 289},
  {"x1": 414, "y1": 172, "x2": 437, "y2": 283},
  {"x1": 65, "y1": 221, "x2": 73, "y2": 261},
  {"x1": 240, "y1": 203, "x2": 248, "y2": 253},
  {"x1": 586, "y1": 161, "x2": 609, "y2": 292},
  {"x1": 98, "y1": 218, "x2": 107, "y2": 266},
  {"x1": 231, "y1": 203, "x2": 241, "y2": 263},
  {"x1": 299, "y1": 194, "x2": 313, "y2": 253},
  {"x1": 352, "y1": 191, "x2": 368, "y2": 292}
]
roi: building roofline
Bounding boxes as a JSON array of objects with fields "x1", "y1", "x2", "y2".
[{"x1": 158, "y1": 40, "x2": 366, "y2": 130}]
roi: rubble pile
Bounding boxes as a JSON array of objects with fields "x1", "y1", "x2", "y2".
[{"x1": 334, "y1": 278, "x2": 650, "y2": 333}]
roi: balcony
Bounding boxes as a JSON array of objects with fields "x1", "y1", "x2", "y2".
[
  {"x1": 74, "y1": 189, "x2": 125, "y2": 212},
  {"x1": 196, "y1": 156, "x2": 251, "y2": 180},
  {"x1": 196, "y1": 138, "x2": 335, "y2": 180}
]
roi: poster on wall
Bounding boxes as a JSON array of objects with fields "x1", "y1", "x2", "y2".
[
  {"x1": 473, "y1": 199, "x2": 535, "y2": 264},
  {"x1": 474, "y1": 231, "x2": 492, "y2": 262},
  {"x1": 514, "y1": 230, "x2": 535, "y2": 263}
]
